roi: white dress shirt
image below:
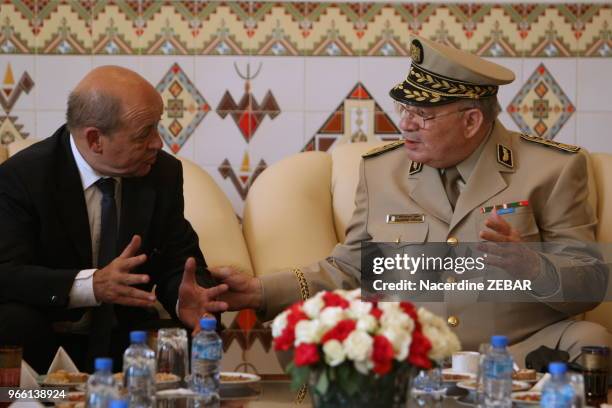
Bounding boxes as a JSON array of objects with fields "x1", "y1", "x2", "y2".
[{"x1": 68, "y1": 135, "x2": 121, "y2": 308}]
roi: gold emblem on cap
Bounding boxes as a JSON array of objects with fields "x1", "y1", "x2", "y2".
[
  {"x1": 497, "y1": 144, "x2": 514, "y2": 168},
  {"x1": 410, "y1": 39, "x2": 424, "y2": 64},
  {"x1": 409, "y1": 161, "x2": 423, "y2": 175},
  {"x1": 520, "y1": 134, "x2": 580, "y2": 153}
]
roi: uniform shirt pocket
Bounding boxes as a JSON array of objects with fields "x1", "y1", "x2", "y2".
[
  {"x1": 369, "y1": 221, "x2": 429, "y2": 245},
  {"x1": 476, "y1": 206, "x2": 540, "y2": 241}
]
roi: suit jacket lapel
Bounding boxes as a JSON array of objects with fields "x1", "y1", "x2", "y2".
[
  {"x1": 449, "y1": 120, "x2": 515, "y2": 232},
  {"x1": 408, "y1": 163, "x2": 453, "y2": 225},
  {"x1": 118, "y1": 176, "x2": 156, "y2": 253},
  {"x1": 53, "y1": 129, "x2": 92, "y2": 266}
]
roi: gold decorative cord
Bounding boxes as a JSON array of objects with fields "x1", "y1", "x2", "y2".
[{"x1": 293, "y1": 267, "x2": 310, "y2": 404}]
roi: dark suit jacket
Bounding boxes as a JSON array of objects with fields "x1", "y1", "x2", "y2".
[{"x1": 0, "y1": 124, "x2": 216, "y2": 326}]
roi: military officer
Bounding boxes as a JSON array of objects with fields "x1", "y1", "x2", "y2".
[{"x1": 210, "y1": 36, "x2": 611, "y2": 366}]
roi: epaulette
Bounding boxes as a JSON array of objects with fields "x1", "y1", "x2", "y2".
[
  {"x1": 520, "y1": 134, "x2": 580, "y2": 153},
  {"x1": 362, "y1": 140, "x2": 404, "y2": 159}
]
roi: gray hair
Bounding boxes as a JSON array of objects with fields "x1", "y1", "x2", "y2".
[
  {"x1": 66, "y1": 89, "x2": 123, "y2": 135},
  {"x1": 458, "y1": 96, "x2": 501, "y2": 124}
]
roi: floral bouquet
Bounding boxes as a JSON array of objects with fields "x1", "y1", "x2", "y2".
[{"x1": 272, "y1": 289, "x2": 460, "y2": 408}]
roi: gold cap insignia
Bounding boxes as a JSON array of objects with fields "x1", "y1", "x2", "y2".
[
  {"x1": 363, "y1": 140, "x2": 404, "y2": 159},
  {"x1": 520, "y1": 134, "x2": 580, "y2": 153},
  {"x1": 410, "y1": 39, "x2": 424, "y2": 64},
  {"x1": 497, "y1": 144, "x2": 514, "y2": 168},
  {"x1": 409, "y1": 160, "x2": 423, "y2": 175}
]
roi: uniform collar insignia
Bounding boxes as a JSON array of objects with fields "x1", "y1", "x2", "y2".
[
  {"x1": 409, "y1": 160, "x2": 423, "y2": 175},
  {"x1": 497, "y1": 143, "x2": 513, "y2": 168}
]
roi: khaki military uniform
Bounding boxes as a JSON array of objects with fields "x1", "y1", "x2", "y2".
[{"x1": 260, "y1": 120, "x2": 611, "y2": 364}]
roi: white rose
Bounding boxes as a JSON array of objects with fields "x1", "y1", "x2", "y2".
[
  {"x1": 346, "y1": 289, "x2": 361, "y2": 300},
  {"x1": 380, "y1": 309, "x2": 414, "y2": 332},
  {"x1": 356, "y1": 314, "x2": 377, "y2": 333},
  {"x1": 319, "y1": 306, "x2": 345, "y2": 329},
  {"x1": 302, "y1": 296, "x2": 325, "y2": 319},
  {"x1": 271, "y1": 310, "x2": 289, "y2": 338},
  {"x1": 347, "y1": 300, "x2": 372, "y2": 319},
  {"x1": 378, "y1": 302, "x2": 401, "y2": 313},
  {"x1": 382, "y1": 327, "x2": 412, "y2": 361},
  {"x1": 344, "y1": 330, "x2": 373, "y2": 362},
  {"x1": 418, "y1": 308, "x2": 461, "y2": 361},
  {"x1": 354, "y1": 360, "x2": 373, "y2": 375},
  {"x1": 294, "y1": 319, "x2": 323, "y2": 345},
  {"x1": 323, "y1": 339, "x2": 346, "y2": 366}
]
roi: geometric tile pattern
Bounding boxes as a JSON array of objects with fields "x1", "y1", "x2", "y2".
[
  {"x1": 507, "y1": 63, "x2": 575, "y2": 140},
  {"x1": 303, "y1": 82, "x2": 401, "y2": 152},
  {"x1": 0, "y1": 63, "x2": 34, "y2": 112},
  {"x1": 218, "y1": 152, "x2": 268, "y2": 201},
  {"x1": 216, "y1": 63, "x2": 280, "y2": 143},
  {"x1": 0, "y1": 115, "x2": 29, "y2": 145},
  {"x1": 0, "y1": 2, "x2": 610, "y2": 57},
  {"x1": 156, "y1": 63, "x2": 210, "y2": 154}
]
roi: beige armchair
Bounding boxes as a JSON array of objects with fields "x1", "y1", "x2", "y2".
[{"x1": 242, "y1": 143, "x2": 612, "y2": 332}]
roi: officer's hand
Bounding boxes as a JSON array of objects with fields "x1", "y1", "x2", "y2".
[
  {"x1": 177, "y1": 257, "x2": 229, "y2": 330},
  {"x1": 93, "y1": 235, "x2": 156, "y2": 307},
  {"x1": 208, "y1": 266, "x2": 263, "y2": 311},
  {"x1": 478, "y1": 211, "x2": 540, "y2": 280}
]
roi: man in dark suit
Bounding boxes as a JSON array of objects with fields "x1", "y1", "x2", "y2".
[{"x1": 0, "y1": 66, "x2": 229, "y2": 372}]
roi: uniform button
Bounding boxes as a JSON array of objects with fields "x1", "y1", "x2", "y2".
[
  {"x1": 447, "y1": 236, "x2": 459, "y2": 246},
  {"x1": 447, "y1": 315, "x2": 459, "y2": 327},
  {"x1": 50, "y1": 295, "x2": 58, "y2": 304},
  {"x1": 446, "y1": 276, "x2": 456, "y2": 284}
]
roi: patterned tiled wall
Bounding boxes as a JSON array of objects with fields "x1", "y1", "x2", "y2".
[{"x1": 1, "y1": 1, "x2": 611, "y2": 376}]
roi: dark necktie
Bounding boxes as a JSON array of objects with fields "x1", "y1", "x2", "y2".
[
  {"x1": 87, "y1": 178, "x2": 118, "y2": 370},
  {"x1": 442, "y1": 167, "x2": 462, "y2": 210}
]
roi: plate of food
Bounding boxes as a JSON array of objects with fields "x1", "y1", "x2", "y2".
[
  {"x1": 41, "y1": 370, "x2": 89, "y2": 388},
  {"x1": 220, "y1": 372, "x2": 261, "y2": 386},
  {"x1": 512, "y1": 369, "x2": 543, "y2": 383},
  {"x1": 55, "y1": 391, "x2": 85, "y2": 408},
  {"x1": 512, "y1": 391, "x2": 541, "y2": 405},
  {"x1": 457, "y1": 380, "x2": 532, "y2": 393},
  {"x1": 442, "y1": 369, "x2": 476, "y2": 383}
]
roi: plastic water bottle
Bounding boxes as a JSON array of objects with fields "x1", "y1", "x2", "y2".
[
  {"x1": 483, "y1": 335, "x2": 513, "y2": 408},
  {"x1": 86, "y1": 358, "x2": 118, "y2": 408},
  {"x1": 123, "y1": 331, "x2": 156, "y2": 408},
  {"x1": 542, "y1": 362, "x2": 575, "y2": 408},
  {"x1": 190, "y1": 317, "x2": 222, "y2": 402},
  {"x1": 109, "y1": 400, "x2": 128, "y2": 408}
]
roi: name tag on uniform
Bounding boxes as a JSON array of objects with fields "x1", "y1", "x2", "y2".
[{"x1": 386, "y1": 214, "x2": 425, "y2": 224}]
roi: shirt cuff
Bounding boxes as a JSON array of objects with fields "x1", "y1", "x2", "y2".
[{"x1": 68, "y1": 269, "x2": 100, "y2": 308}]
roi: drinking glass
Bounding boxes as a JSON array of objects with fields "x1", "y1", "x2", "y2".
[{"x1": 156, "y1": 328, "x2": 189, "y2": 382}]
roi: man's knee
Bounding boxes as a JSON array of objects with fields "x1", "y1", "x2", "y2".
[{"x1": 560, "y1": 321, "x2": 612, "y2": 359}]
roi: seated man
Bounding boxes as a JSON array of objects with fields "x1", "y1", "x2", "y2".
[
  {"x1": 211, "y1": 36, "x2": 611, "y2": 366},
  {"x1": 0, "y1": 66, "x2": 228, "y2": 372}
]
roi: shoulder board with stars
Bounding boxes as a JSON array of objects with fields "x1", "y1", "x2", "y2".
[
  {"x1": 497, "y1": 143, "x2": 514, "y2": 168},
  {"x1": 520, "y1": 134, "x2": 580, "y2": 153},
  {"x1": 362, "y1": 140, "x2": 404, "y2": 159}
]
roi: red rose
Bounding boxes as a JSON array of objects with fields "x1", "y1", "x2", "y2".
[
  {"x1": 294, "y1": 343, "x2": 320, "y2": 366},
  {"x1": 274, "y1": 326, "x2": 295, "y2": 351},
  {"x1": 372, "y1": 335, "x2": 395, "y2": 375},
  {"x1": 321, "y1": 319, "x2": 356, "y2": 343},
  {"x1": 408, "y1": 329, "x2": 432, "y2": 369},
  {"x1": 286, "y1": 304, "x2": 308, "y2": 329},
  {"x1": 400, "y1": 302, "x2": 418, "y2": 321},
  {"x1": 370, "y1": 306, "x2": 383, "y2": 320},
  {"x1": 322, "y1": 292, "x2": 350, "y2": 309}
]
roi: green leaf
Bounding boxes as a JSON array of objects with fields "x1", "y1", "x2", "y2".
[
  {"x1": 290, "y1": 365, "x2": 310, "y2": 391},
  {"x1": 315, "y1": 368, "x2": 329, "y2": 395}
]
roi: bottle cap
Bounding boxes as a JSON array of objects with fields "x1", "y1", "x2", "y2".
[
  {"x1": 491, "y1": 335, "x2": 508, "y2": 348},
  {"x1": 94, "y1": 357, "x2": 113, "y2": 371},
  {"x1": 109, "y1": 400, "x2": 128, "y2": 408},
  {"x1": 548, "y1": 362, "x2": 567, "y2": 375},
  {"x1": 200, "y1": 317, "x2": 217, "y2": 331},
  {"x1": 130, "y1": 330, "x2": 147, "y2": 344}
]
